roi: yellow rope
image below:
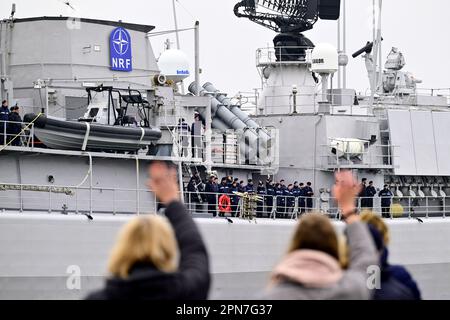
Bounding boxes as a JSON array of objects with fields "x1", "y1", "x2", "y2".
[{"x1": 0, "y1": 112, "x2": 43, "y2": 152}]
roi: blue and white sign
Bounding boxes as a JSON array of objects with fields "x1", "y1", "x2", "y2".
[{"x1": 110, "y1": 27, "x2": 132, "y2": 72}]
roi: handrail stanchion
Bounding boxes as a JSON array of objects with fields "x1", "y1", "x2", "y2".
[
  {"x1": 48, "y1": 188, "x2": 52, "y2": 213},
  {"x1": 19, "y1": 185, "x2": 23, "y2": 213}
]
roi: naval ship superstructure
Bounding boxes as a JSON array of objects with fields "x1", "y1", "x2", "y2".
[{"x1": 0, "y1": 1, "x2": 450, "y2": 300}]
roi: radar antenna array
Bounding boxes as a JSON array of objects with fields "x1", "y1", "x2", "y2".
[
  {"x1": 234, "y1": 0, "x2": 341, "y2": 33},
  {"x1": 234, "y1": 0, "x2": 341, "y2": 61}
]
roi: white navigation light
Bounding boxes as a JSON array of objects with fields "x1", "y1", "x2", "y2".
[
  {"x1": 158, "y1": 49, "x2": 190, "y2": 83},
  {"x1": 311, "y1": 43, "x2": 338, "y2": 74}
]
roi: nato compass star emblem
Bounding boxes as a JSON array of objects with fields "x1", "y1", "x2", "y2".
[{"x1": 112, "y1": 28, "x2": 130, "y2": 55}]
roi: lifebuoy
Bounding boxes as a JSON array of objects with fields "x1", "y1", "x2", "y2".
[{"x1": 218, "y1": 194, "x2": 232, "y2": 213}]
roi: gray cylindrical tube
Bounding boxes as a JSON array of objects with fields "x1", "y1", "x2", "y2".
[
  {"x1": 211, "y1": 117, "x2": 229, "y2": 132},
  {"x1": 203, "y1": 82, "x2": 260, "y2": 128}
]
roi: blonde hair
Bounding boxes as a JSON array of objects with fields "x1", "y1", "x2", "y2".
[
  {"x1": 288, "y1": 213, "x2": 340, "y2": 261},
  {"x1": 360, "y1": 211, "x2": 390, "y2": 245},
  {"x1": 108, "y1": 215, "x2": 178, "y2": 278}
]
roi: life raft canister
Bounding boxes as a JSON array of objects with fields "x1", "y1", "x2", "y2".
[{"x1": 218, "y1": 194, "x2": 232, "y2": 213}]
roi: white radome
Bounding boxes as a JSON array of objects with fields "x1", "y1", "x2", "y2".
[
  {"x1": 158, "y1": 49, "x2": 190, "y2": 83},
  {"x1": 311, "y1": 43, "x2": 339, "y2": 74}
]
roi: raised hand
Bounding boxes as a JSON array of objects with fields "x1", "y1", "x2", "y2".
[{"x1": 332, "y1": 170, "x2": 362, "y2": 223}]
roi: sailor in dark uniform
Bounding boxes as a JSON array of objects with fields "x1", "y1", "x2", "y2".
[
  {"x1": 205, "y1": 175, "x2": 219, "y2": 217},
  {"x1": 285, "y1": 184, "x2": 295, "y2": 218},
  {"x1": 265, "y1": 179, "x2": 275, "y2": 217},
  {"x1": 275, "y1": 183, "x2": 285, "y2": 218},
  {"x1": 245, "y1": 179, "x2": 255, "y2": 193},
  {"x1": 298, "y1": 183, "x2": 306, "y2": 214},
  {"x1": 365, "y1": 181, "x2": 377, "y2": 210},
  {"x1": 256, "y1": 181, "x2": 266, "y2": 218},
  {"x1": 218, "y1": 177, "x2": 230, "y2": 194},
  {"x1": 230, "y1": 180, "x2": 240, "y2": 217},
  {"x1": 304, "y1": 182, "x2": 314, "y2": 212},
  {"x1": 379, "y1": 185, "x2": 393, "y2": 218},
  {"x1": 0, "y1": 100, "x2": 10, "y2": 145}
]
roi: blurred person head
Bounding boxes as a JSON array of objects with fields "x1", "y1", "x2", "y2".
[
  {"x1": 287, "y1": 213, "x2": 339, "y2": 261},
  {"x1": 294, "y1": 181, "x2": 299, "y2": 188},
  {"x1": 247, "y1": 179, "x2": 253, "y2": 186},
  {"x1": 307, "y1": 182, "x2": 312, "y2": 187},
  {"x1": 108, "y1": 215, "x2": 178, "y2": 278},
  {"x1": 1, "y1": 100, "x2": 7, "y2": 107},
  {"x1": 369, "y1": 181, "x2": 374, "y2": 187},
  {"x1": 360, "y1": 211, "x2": 390, "y2": 246},
  {"x1": 299, "y1": 183, "x2": 304, "y2": 188},
  {"x1": 362, "y1": 178, "x2": 367, "y2": 185},
  {"x1": 288, "y1": 184, "x2": 293, "y2": 191},
  {"x1": 280, "y1": 180, "x2": 285, "y2": 186}
]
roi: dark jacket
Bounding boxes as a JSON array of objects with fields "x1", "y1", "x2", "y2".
[
  {"x1": 364, "y1": 186, "x2": 377, "y2": 208},
  {"x1": 86, "y1": 201, "x2": 210, "y2": 300},
  {"x1": 379, "y1": 189, "x2": 393, "y2": 207},
  {"x1": 0, "y1": 106, "x2": 9, "y2": 130},
  {"x1": 265, "y1": 184, "x2": 275, "y2": 206},
  {"x1": 205, "y1": 181, "x2": 218, "y2": 203},
  {"x1": 7, "y1": 112, "x2": 22, "y2": 135},
  {"x1": 373, "y1": 248, "x2": 421, "y2": 300}
]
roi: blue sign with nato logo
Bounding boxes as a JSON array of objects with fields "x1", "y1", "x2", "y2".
[{"x1": 110, "y1": 27, "x2": 132, "y2": 72}]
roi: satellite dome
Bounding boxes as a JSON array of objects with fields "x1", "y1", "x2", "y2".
[
  {"x1": 311, "y1": 43, "x2": 338, "y2": 74},
  {"x1": 158, "y1": 49, "x2": 190, "y2": 83}
]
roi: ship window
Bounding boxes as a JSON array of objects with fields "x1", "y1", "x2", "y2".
[{"x1": 89, "y1": 108, "x2": 99, "y2": 117}]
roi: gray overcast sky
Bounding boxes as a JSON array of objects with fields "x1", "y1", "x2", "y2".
[{"x1": 1, "y1": 0, "x2": 449, "y2": 95}]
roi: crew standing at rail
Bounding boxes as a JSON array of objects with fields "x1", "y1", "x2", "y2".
[
  {"x1": 304, "y1": 182, "x2": 314, "y2": 212},
  {"x1": 0, "y1": 100, "x2": 10, "y2": 145},
  {"x1": 379, "y1": 185, "x2": 393, "y2": 218},
  {"x1": 8, "y1": 105, "x2": 22, "y2": 146},
  {"x1": 358, "y1": 178, "x2": 368, "y2": 209},
  {"x1": 275, "y1": 183, "x2": 285, "y2": 218},
  {"x1": 205, "y1": 175, "x2": 219, "y2": 217},
  {"x1": 256, "y1": 181, "x2": 266, "y2": 218},
  {"x1": 365, "y1": 181, "x2": 377, "y2": 210},
  {"x1": 298, "y1": 183, "x2": 306, "y2": 214},
  {"x1": 265, "y1": 179, "x2": 275, "y2": 217},
  {"x1": 230, "y1": 180, "x2": 240, "y2": 217},
  {"x1": 285, "y1": 184, "x2": 295, "y2": 217}
]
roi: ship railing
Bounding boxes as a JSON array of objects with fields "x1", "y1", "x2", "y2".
[
  {"x1": 182, "y1": 192, "x2": 450, "y2": 219},
  {"x1": 1, "y1": 184, "x2": 450, "y2": 219},
  {"x1": 256, "y1": 46, "x2": 314, "y2": 66},
  {"x1": 321, "y1": 140, "x2": 398, "y2": 169},
  {"x1": 258, "y1": 92, "x2": 367, "y2": 116},
  {"x1": 171, "y1": 131, "x2": 206, "y2": 162},
  {"x1": 0, "y1": 120, "x2": 35, "y2": 148},
  {"x1": 416, "y1": 87, "x2": 450, "y2": 105}
]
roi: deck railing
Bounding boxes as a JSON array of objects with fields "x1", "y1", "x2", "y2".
[{"x1": 1, "y1": 184, "x2": 449, "y2": 220}]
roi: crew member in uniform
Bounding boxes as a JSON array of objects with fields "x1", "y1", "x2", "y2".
[
  {"x1": 275, "y1": 183, "x2": 285, "y2": 218},
  {"x1": 379, "y1": 185, "x2": 393, "y2": 218},
  {"x1": 186, "y1": 172, "x2": 203, "y2": 212},
  {"x1": 292, "y1": 181, "x2": 301, "y2": 211},
  {"x1": 205, "y1": 175, "x2": 219, "y2": 217},
  {"x1": 230, "y1": 180, "x2": 240, "y2": 217},
  {"x1": 7, "y1": 105, "x2": 22, "y2": 146},
  {"x1": 265, "y1": 179, "x2": 275, "y2": 217},
  {"x1": 298, "y1": 183, "x2": 306, "y2": 214},
  {"x1": 285, "y1": 184, "x2": 295, "y2": 218},
  {"x1": 305, "y1": 182, "x2": 314, "y2": 212},
  {"x1": 358, "y1": 178, "x2": 368, "y2": 209},
  {"x1": 0, "y1": 100, "x2": 10, "y2": 145},
  {"x1": 256, "y1": 181, "x2": 266, "y2": 218},
  {"x1": 245, "y1": 179, "x2": 255, "y2": 193},
  {"x1": 219, "y1": 177, "x2": 230, "y2": 194},
  {"x1": 365, "y1": 181, "x2": 377, "y2": 210}
]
